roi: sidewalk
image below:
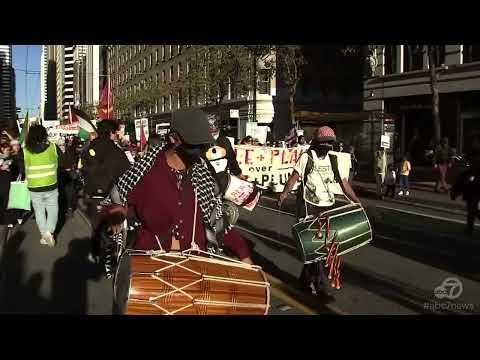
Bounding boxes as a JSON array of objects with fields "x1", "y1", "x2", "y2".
[{"x1": 352, "y1": 180, "x2": 467, "y2": 214}]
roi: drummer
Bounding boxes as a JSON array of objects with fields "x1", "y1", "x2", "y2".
[
  {"x1": 103, "y1": 109, "x2": 253, "y2": 264},
  {"x1": 278, "y1": 126, "x2": 361, "y2": 300}
]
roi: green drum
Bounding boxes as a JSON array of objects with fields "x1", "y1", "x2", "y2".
[{"x1": 291, "y1": 204, "x2": 372, "y2": 264}]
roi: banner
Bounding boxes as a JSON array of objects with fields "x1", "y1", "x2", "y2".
[
  {"x1": 234, "y1": 145, "x2": 308, "y2": 191},
  {"x1": 135, "y1": 118, "x2": 149, "y2": 141},
  {"x1": 234, "y1": 145, "x2": 351, "y2": 193}
]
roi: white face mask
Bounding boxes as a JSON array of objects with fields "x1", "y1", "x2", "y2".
[{"x1": 212, "y1": 132, "x2": 220, "y2": 141}]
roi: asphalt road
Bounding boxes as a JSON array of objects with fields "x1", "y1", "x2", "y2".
[
  {"x1": 235, "y1": 192, "x2": 480, "y2": 315},
  {"x1": 0, "y1": 210, "x2": 315, "y2": 315},
  {"x1": 2, "y1": 189, "x2": 479, "y2": 315}
]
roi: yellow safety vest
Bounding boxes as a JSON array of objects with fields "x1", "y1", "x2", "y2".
[{"x1": 24, "y1": 142, "x2": 58, "y2": 188}]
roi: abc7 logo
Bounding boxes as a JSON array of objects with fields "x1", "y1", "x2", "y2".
[{"x1": 434, "y1": 277, "x2": 463, "y2": 300}]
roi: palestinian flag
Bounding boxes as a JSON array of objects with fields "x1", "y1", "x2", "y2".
[
  {"x1": 19, "y1": 111, "x2": 29, "y2": 145},
  {"x1": 71, "y1": 108, "x2": 97, "y2": 140}
]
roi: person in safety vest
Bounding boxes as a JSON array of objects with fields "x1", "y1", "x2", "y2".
[{"x1": 24, "y1": 124, "x2": 64, "y2": 247}]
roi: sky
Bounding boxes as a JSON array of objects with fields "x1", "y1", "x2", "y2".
[{"x1": 12, "y1": 45, "x2": 42, "y2": 117}]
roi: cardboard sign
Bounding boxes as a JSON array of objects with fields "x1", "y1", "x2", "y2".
[
  {"x1": 230, "y1": 109, "x2": 239, "y2": 118},
  {"x1": 135, "y1": 118, "x2": 149, "y2": 141},
  {"x1": 381, "y1": 135, "x2": 390, "y2": 149}
]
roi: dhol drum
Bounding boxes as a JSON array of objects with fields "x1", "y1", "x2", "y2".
[
  {"x1": 113, "y1": 249, "x2": 270, "y2": 315},
  {"x1": 291, "y1": 203, "x2": 372, "y2": 264}
]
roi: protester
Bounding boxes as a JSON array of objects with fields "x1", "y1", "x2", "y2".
[
  {"x1": 348, "y1": 145, "x2": 358, "y2": 183},
  {"x1": 60, "y1": 136, "x2": 81, "y2": 218},
  {"x1": 0, "y1": 143, "x2": 13, "y2": 225},
  {"x1": 207, "y1": 114, "x2": 246, "y2": 180},
  {"x1": 398, "y1": 155, "x2": 412, "y2": 196},
  {"x1": 384, "y1": 164, "x2": 397, "y2": 199},
  {"x1": 240, "y1": 136, "x2": 253, "y2": 145},
  {"x1": 81, "y1": 120, "x2": 131, "y2": 263},
  {"x1": 24, "y1": 124, "x2": 64, "y2": 247},
  {"x1": 101, "y1": 109, "x2": 253, "y2": 264},
  {"x1": 434, "y1": 137, "x2": 453, "y2": 193},
  {"x1": 147, "y1": 133, "x2": 163, "y2": 151},
  {"x1": 279, "y1": 126, "x2": 360, "y2": 300},
  {"x1": 451, "y1": 135, "x2": 480, "y2": 235},
  {"x1": 374, "y1": 145, "x2": 387, "y2": 200},
  {"x1": 298, "y1": 135, "x2": 307, "y2": 146}
]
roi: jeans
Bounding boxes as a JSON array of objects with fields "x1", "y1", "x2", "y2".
[
  {"x1": 30, "y1": 189, "x2": 59, "y2": 234},
  {"x1": 399, "y1": 175, "x2": 409, "y2": 191}
]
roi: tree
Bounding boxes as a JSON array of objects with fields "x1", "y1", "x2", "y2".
[
  {"x1": 79, "y1": 102, "x2": 97, "y2": 120},
  {"x1": 428, "y1": 45, "x2": 441, "y2": 144},
  {"x1": 274, "y1": 45, "x2": 307, "y2": 127}
]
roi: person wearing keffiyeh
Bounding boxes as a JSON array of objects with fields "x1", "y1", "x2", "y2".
[{"x1": 102, "y1": 109, "x2": 252, "y2": 264}]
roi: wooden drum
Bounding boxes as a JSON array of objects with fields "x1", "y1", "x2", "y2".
[{"x1": 113, "y1": 250, "x2": 270, "y2": 315}]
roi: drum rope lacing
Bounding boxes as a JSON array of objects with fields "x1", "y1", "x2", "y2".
[{"x1": 136, "y1": 254, "x2": 269, "y2": 315}]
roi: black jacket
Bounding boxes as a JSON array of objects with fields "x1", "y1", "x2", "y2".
[
  {"x1": 215, "y1": 134, "x2": 242, "y2": 176},
  {"x1": 451, "y1": 167, "x2": 480, "y2": 202},
  {"x1": 81, "y1": 136, "x2": 131, "y2": 196}
]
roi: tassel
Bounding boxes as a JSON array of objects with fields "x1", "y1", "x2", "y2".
[{"x1": 334, "y1": 257, "x2": 342, "y2": 290}]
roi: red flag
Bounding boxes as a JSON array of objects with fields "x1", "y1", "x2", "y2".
[
  {"x1": 139, "y1": 122, "x2": 147, "y2": 151},
  {"x1": 98, "y1": 79, "x2": 113, "y2": 120}
]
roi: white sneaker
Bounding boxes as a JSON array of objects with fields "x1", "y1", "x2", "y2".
[
  {"x1": 405, "y1": 191, "x2": 410, "y2": 196},
  {"x1": 44, "y1": 232, "x2": 55, "y2": 247},
  {"x1": 398, "y1": 191, "x2": 404, "y2": 196},
  {"x1": 40, "y1": 234, "x2": 48, "y2": 245}
]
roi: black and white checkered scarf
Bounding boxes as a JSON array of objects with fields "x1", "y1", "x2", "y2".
[{"x1": 111, "y1": 146, "x2": 223, "y2": 232}]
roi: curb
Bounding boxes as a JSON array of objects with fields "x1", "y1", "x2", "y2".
[{"x1": 353, "y1": 185, "x2": 466, "y2": 215}]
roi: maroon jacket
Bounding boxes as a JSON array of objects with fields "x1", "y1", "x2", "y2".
[{"x1": 126, "y1": 151, "x2": 250, "y2": 259}]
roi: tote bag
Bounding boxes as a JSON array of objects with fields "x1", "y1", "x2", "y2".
[{"x1": 7, "y1": 176, "x2": 31, "y2": 211}]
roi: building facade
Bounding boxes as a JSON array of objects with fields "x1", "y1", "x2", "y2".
[
  {"x1": 0, "y1": 45, "x2": 16, "y2": 129},
  {"x1": 107, "y1": 45, "x2": 276, "y2": 140},
  {"x1": 54, "y1": 45, "x2": 75, "y2": 121},
  {"x1": 364, "y1": 44, "x2": 480, "y2": 163}
]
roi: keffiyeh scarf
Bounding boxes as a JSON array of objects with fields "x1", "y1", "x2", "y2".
[{"x1": 107, "y1": 146, "x2": 223, "y2": 233}]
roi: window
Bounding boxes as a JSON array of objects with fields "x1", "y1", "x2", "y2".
[
  {"x1": 169, "y1": 66, "x2": 174, "y2": 82},
  {"x1": 177, "y1": 91, "x2": 181, "y2": 109},
  {"x1": 161, "y1": 45, "x2": 166, "y2": 61},
  {"x1": 139, "y1": 61, "x2": 142, "y2": 75},
  {"x1": 177, "y1": 62, "x2": 182, "y2": 78},
  {"x1": 258, "y1": 69, "x2": 271, "y2": 95},
  {"x1": 177, "y1": 45, "x2": 181, "y2": 55},
  {"x1": 384, "y1": 45, "x2": 397, "y2": 75},
  {"x1": 134, "y1": 64, "x2": 137, "y2": 75},
  {"x1": 403, "y1": 45, "x2": 424, "y2": 72},
  {"x1": 133, "y1": 46, "x2": 136, "y2": 55},
  {"x1": 149, "y1": 54, "x2": 153, "y2": 68},
  {"x1": 162, "y1": 70, "x2": 166, "y2": 83},
  {"x1": 144, "y1": 58, "x2": 147, "y2": 72},
  {"x1": 169, "y1": 45, "x2": 173, "y2": 59},
  {"x1": 155, "y1": 49, "x2": 159, "y2": 64},
  {"x1": 186, "y1": 61, "x2": 191, "y2": 75},
  {"x1": 155, "y1": 73, "x2": 159, "y2": 85},
  {"x1": 155, "y1": 98, "x2": 158, "y2": 113},
  {"x1": 169, "y1": 94, "x2": 172, "y2": 110},
  {"x1": 464, "y1": 45, "x2": 480, "y2": 63},
  {"x1": 186, "y1": 91, "x2": 190, "y2": 107},
  {"x1": 162, "y1": 96, "x2": 166, "y2": 112}
]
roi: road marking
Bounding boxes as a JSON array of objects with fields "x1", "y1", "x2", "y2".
[
  {"x1": 265, "y1": 273, "x2": 348, "y2": 315},
  {"x1": 234, "y1": 225, "x2": 297, "y2": 250},
  {"x1": 375, "y1": 234, "x2": 455, "y2": 258},
  {"x1": 257, "y1": 204, "x2": 296, "y2": 217},
  {"x1": 376, "y1": 205, "x2": 480, "y2": 227}
]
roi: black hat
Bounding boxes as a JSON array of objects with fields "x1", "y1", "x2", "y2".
[{"x1": 171, "y1": 109, "x2": 214, "y2": 145}]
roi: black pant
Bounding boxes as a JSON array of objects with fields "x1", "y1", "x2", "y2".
[
  {"x1": 385, "y1": 184, "x2": 396, "y2": 198},
  {"x1": 466, "y1": 198, "x2": 480, "y2": 234},
  {"x1": 300, "y1": 261, "x2": 331, "y2": 296}
]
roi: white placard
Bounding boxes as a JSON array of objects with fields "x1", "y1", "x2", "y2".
[
  {"x1": 297, "y1": 129, "x2": 304, "y2": 137},
  {"x1": 156, "y1": 122, "x2": 170, "y2": 135},
  {"x1": 135, "y1": 118, "x2": 149, "y2": 141},
  {"x1": 230, "y1": 109, "x2": 239, "y2": 118},
  {"x1": 381, "y1": 135, "x2": 390, "y2": 149},
  {"x1": 227, "y1": 136, "x2": 235, "y2": 148}
]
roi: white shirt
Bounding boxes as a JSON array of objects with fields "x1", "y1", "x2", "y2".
[{"x1": 294, "y1": 150, "x2": 351, "y2": 207}]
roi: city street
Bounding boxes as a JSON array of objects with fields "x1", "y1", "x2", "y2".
[{"x1": 1, "y1": 186, "x2": 479, "y2": 315}]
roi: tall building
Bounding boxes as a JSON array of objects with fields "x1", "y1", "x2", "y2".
[
  {"x1": 85, "y1": 45, "x2": 101, "y2": 106},
  {"x1": 54, "y1": 45, "x2": 75, "y2": 121},
  {"x1": 107, "y1": 45, "x2": 276, "y2": 140},
  {"x1": 73, "y1": 45, "x2": 87, "y2": 107},
  {"x1": 40, "y1": 45, "x2": 48, "y2": 120},
  {"x1": 364, "y1": 44, "x2": 480, "y2": 163},
  {"x1": 0, "y1": 45, "x2": 16, "y2": 129}
]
